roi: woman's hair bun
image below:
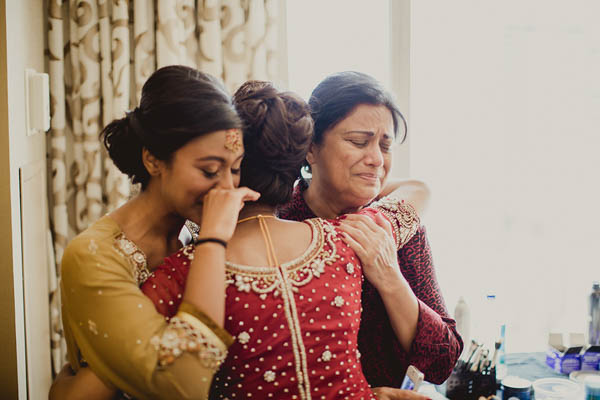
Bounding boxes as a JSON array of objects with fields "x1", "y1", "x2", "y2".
[
  {"x1": 101, "y1": 112, "x2": 149, "y2": 186},
  {"x1": 233, "y1": 81, "x2": 313, "y2": 206}
]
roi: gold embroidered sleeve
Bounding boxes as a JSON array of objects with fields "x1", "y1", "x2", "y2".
[
  {"x1": 60, "y1": 233, "x2": 226, "y2": 400},
  {"x1": 370, "y1": 197, "x2": 420, "y2": 249},
  {"x1": 152, "y1": 310, "x2": 229, "y2": 370},
  {"x1": 179, "y1": 301, "x2": 234, "y2": 346}
]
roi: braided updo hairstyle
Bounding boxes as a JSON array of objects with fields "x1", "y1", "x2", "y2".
[
  {"x1": 233, "y1": 81, "x2": 313, "y2": 206},
  {"x1": 100, "y1": 65, "x2": 241, "y2": 190}
]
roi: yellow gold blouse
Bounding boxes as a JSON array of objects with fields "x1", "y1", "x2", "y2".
[{"x1": 60, "y1": 216, "x2": 232, "y2": 400}]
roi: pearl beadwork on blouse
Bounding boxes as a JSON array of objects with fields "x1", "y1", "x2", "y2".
[
  {"x1": 208, "y1": 219, "x2": 377, "y2": 399},
  {"x1": 264, "y1": 370, "x2": 276, "y2": 382},
  {"x1": 333, "y1": 296, "x2": 345, "y2": 308},
  {"x1": 345, "y1": 263, "x2": 355, "y2": 274},
  {"x1": 238, "y1": 331, "x2": 250, "y2": 344}
]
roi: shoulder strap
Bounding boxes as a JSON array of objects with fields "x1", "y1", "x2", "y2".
[{"x1": 257, "y1": 216, "x2": 279, "y2": 267}]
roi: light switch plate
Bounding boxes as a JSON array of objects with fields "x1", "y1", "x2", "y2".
[{"x1": 25, "y1": 68, "x2": 50, "y2": 136}]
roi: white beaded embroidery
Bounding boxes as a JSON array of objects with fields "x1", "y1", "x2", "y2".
[
  {"x1": 345, "y1": 263, "x2": 355, "y2": 274},
  {"x1": 238, "y1": 331, "x2": 250, "y2": 344},
  {"x1": 88, "y1": 239, "x2": 98, "y2": 255},
  {"x1": 263, "y1": 370, "x2": 276, "y2": 382},
  {"x1": 114, "y1": 233, "x2": 151, "y2": 285},
  {"x1": 88, "y1": 320, "x2": 98, "y2": 335},
  {"x1": 223, "y1": 219, "x2": 339, "y2": 298},
  {"x1": 333, "y1": 296, "x2": 345, "y2": 308}
]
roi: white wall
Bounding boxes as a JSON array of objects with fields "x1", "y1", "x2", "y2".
[
  {"x1": 410, "y1": 0, "x2": 600, "y2": 352},
  {"x1": 2, "y1": 0, "x2": 49, "y2": 396},
  {"x1": 389, "y1": 0, "x2": 411, "y2": 178}
]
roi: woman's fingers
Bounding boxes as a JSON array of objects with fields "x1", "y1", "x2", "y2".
[
  {"x1": 338, "y1": 221, "x2": 372, "y2": 250},
  {"x1": 205, "y1": 186, "x2": 260, "y2": 207},
  {"x1": 342, "y1": 214, "x2": 380, "y2": 235},
  {"x1": 200, "y1": 187, "x2": 261, "y2": 241},
  {"x1": 338, "y1": 214, "x2": 403, "y2": 291},
  {"x1": 339, "y1": 218, "x2": 392, "y2": 252},
  {"x1": 342, "y1": 214, "x2": 394, "y2": 244},
  {"x1": 236, "y1": 186, "x2": 261, "y2": 203},
  {"x1": 232, "y1": 187, "x2": 260, "y2": 211},
  {"x1": 372, "y1": 387, "x2": 431, "y2": 400},
  {"x1": 339, "y1": 231, "x2": 366, "y2": 259},
  {"x1": 373, "y1": 212, "x2": 394, "y2": 237}
]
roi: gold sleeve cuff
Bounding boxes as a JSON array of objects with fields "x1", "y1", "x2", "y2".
[
  {"x1": 370, "y1": 197, "x2": 420, "y2": 249},
  {"x1": 179, "y1": 301, "x2": 234, "y2": 347},
  {"x1": 151, "y1": 311, "x2": 229, "y2": 370}
]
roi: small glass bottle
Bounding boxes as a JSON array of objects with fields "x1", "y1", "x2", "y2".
[
  {"x1": 589, "y1": 282, "x2": 600, "y2": 345},
  {"x1": 454, "y1": 296, "x2": 470, "y2": 357},
  {"x1": 484, "y1": 294, "x2": 506, "y2": 378}
]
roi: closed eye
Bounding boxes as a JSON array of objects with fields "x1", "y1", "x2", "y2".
[
  {"x1": 349, "y1": 140, "x2": 368, "y2": 147},
  {"x1": 201, "y1": 169, "x2": 219, "y2": 179}
]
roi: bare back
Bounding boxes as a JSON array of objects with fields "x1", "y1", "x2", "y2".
[{"x1": 226, "y1": 218, "x2": 313, "y2": 267}]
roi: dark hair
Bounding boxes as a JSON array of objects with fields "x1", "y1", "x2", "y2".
[
  {"x1": 100, "y1": 65, "x2": 241, "y2": 189},
  {"x1": 308, "y1": 71, "x2": 407, "y2": 145},
  {"x1": 233, "y1": 81, "x2": 313, "y2": 206}
]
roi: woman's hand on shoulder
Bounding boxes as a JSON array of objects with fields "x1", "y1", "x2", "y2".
[
  {"x1": 198, "y1": 186, "x2": 260, "y2": 242},
  {"x1": 338, "y1": 213, "x2": 405, "y2": 293},
  {"x1": 377, "y1": 178, "x2": 430, "y2": 216}
]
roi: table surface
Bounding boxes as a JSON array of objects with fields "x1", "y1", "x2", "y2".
[
  {"x1": 501, "y1": 352, "x2": 564, "y2": 381},
  {"x1": 434, "y1": 352, "x2": 569, "y2": 398}
]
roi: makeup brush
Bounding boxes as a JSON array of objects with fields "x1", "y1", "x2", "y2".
[
  {"x1": 463, "y1": 340, "x2": 480, "y2": 364},
  {"x1": 460, "y1": 339, "x2": 478, "y2": 362},
  {"x1": 457, "y1": 340, "x2": 478, "y2": 371},
  {"x1": 490, "y1": 339, "x2": 503, "y2": 369},
  {"x1": 469, "y1": 347, "x2": 484, "y2": 372},
  {"x1": 478, "y1": 349, "x2": 489, "y2": 372}
]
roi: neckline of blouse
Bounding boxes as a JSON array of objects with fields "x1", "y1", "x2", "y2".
[{"x1": 224, "y1": 218, "x2": 326, "y2": 274}]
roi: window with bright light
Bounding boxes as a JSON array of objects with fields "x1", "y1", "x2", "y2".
[
  {"x1": 285, "y1": 0, "x2": 390, "y2": 100},
  {"x1": 410, "y1": 1, "x2": 600, "y2": 353},
  {"x1": 287, "y1": 0, "x2": 600, "y2": 357}
]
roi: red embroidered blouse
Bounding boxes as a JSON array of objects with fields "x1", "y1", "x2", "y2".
[
  {"x1": 141, "y1": 199, "x2": 423, "y2": 399},
  {"x1": 277, "y1": 180, "x2": 463, "y2": 386}
]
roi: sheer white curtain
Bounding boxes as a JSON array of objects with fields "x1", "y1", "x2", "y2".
[{"x1": 410, "y1": 0, "x2": 600, "y2": 352}]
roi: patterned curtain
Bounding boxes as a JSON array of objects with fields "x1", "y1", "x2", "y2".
[{"x1": 46, "y1": 0, "x2": 280, "y2": 376}]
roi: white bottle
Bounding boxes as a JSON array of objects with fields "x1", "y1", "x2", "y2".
[
  {"x1": 484, "y1": 294, "x2": 507, "y2": 378},
  {"x1": 454, "y1": 296, "x2": 470, "y2": 357}
]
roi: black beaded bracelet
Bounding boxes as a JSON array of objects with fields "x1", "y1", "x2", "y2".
[{"x1": 193, "y1": 237, "x2": 227, "y2": 248}]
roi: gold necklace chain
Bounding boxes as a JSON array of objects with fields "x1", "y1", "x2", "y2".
[{"x1": 236, "y1": 214, "x2": 276, "y2": 224}]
